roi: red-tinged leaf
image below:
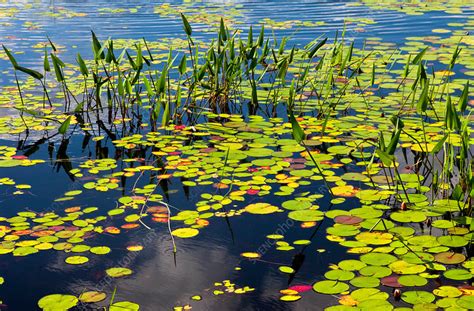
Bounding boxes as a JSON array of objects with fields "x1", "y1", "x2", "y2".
[{"x1": 288, "y1": 285, "x2": 313, "y2": 293}]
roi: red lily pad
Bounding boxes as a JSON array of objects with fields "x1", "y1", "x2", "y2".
[
  {"x1": 334, "y1": 215, "x2": 363, "y2": 225},
  {"x1": 381, "y1": 275, "x2": 402, "y2": 288},
  {"x1": 434, "y1": 252, "x2": 466, "y2": 265}
]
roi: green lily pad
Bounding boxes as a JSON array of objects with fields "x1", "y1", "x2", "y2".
[
  {"x1": 280, "y1": 295, "x2": 301, "y2": 302},
  {"x1": 78, "y1": 291, "x2": 107, "y2": 303},
  {"x1": 443, "y1": 269, "x2": 472, "y2": 281},
  {"x1": 281, "y1": 200, "x2": 311, "y2": 211},
  {"x1": 106, "y1": 267, "x2": 133, "y2": 278},
  {"x1": 278, "y1": 266, "x2": 295, "y2": 274},
  {"x1": 350, "y1": 276, "x2": 380, "y2": 288},
  {"x1": 398, "y1": 275, "x2": 428, "y2": 287},
  {"x1": 13, "y1": 246, "x2": 39, "y2": 256},
  {"x1": 360, "y1": 252, "x2": 397, "y2": 266},
  {"x1": 338, "y1": 259, "x2": 366, "y2": 271},
  {"x1": 456, "y1": 296, "x2": 474, "y2": 309},
  {"x1": 171, "y1": 228, "x2": 199, "y2": 238},
  {"x1": 389, "y1": 260, "x2": 426, "y2": 275},
  {"x1": 90, "y1": 246, "x2": 111, "y2": 255},
  {"x1": 390, "y1": 211, "x2": 427, "y2": 223},
  {"x1": 356, "y1": 232, "x2": 393, "y2": 245},
  {"x1": 359, "y1": 266, "x2": 392, "y2": 278},
  {"x1": 351, "y1": 288, "x2": 389, "y2": 302},
  {"x1": 65, "y1": 256, "x2": 89, "y2": 265},
  {"x1": 324, "y1": 269, "x2": 355, "y2": 281},
  {"x1": 432, "y1": 286, "x2": 462, "y2": 298},
  {"x1": 312, "y1": 280, "x2": 349, "y2": 294},
  {"x1": 401, "y1": 291, "x2": 435, "y2": 305},
  {"x1": 437, "y1": 235, "x2": 468, "y2": 248},
  {"x1": 327, "y1": 224, "x2": 360, "y2": 237},
  {"x1": 245, "y1": 203, "x2": 280, "y2": 214},
  {"x1": 431, "y1": 220, "x2": 455, "y2": 229},
  {"x1": 288, "y1": 210, "x2": 324, "y2": 222},
  {"x1": 109, "y1": 301, "x2": 139, "y2": 311},
  {"x1": 38, "y1": 294, "x2": 78, "y2": 310}
]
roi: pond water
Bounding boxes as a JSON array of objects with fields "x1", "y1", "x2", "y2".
[{"x1": 0, "y1": 1, "x2": 473, "y2": 310}]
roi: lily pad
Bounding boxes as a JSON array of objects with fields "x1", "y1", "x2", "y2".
[
  {"x1": 245, "y1": 203, "x2": 280, "y2": 214},
  {"x1": 109, "y1": 301, "x2": 139, "y2": 311},
  {"x1": 359, "y1": 266, "x2": 392, "y2": 278},
  {"x1": 390, "y1": 211, "x2": 427, "y2": 223},
  {"x1": 437, "y1": 235, "x2": 468, "y2": 248},
  {"x1": 338, "y1": 259, "x2": 366, "y2": 271},
  {"x1": 432, "y1": 286, "x2": 462, "y2": 298},
  {"x1": 324, "y1": 269, "x2": 355, "y2": 281},
  {"x1": 443, "y1": 269, "x2": 472, "y2": 281},
  {"x1": 288, "y1": 210, "x2": 324, "y2": 222},
  {"x1": 350, "y1": 276, "x2": 380, "y2": 288},
  {"x1": 401, "y1": 291, "x2": 435, "y2": 305},
  {"x1": 389, "y1": 260, "x2": 426, "y2": 275},
  {"x1": 78, "y1": 291, "x2": 107, "y2": 303},
  {"x1": 38, "y1": 294, "x2": 78, "y2": 310},
  {"x1": 279, "y1": 266, "x2": 295, "y2": 274},
  {"x1": 398, "y1": 275, "x2": 428, "y2": 287},
  {"x1": 360, "y1": 252, "x2": 397, "y2": 266},
  {"x1": 313, "y1": 280, "x2": 349, "y2": 294},
  {"x1": 65, "y1": 256, "x2": 89, "y2": 265},
  {"x1": 434, "y1": 252, "x2": 466, "y2": 264},
  {"x1": 106, "y1": 267, "x2": 133, "y2": 278},
  {"x1": 171, "y1": 228, "x2": 199, "y2": 238},
  {"x1": 281, "y1": 200, "x2": 311, "y2": 211}
]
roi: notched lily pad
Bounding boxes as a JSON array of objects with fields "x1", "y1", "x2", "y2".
[
  {"x1": 313, "y1": 280, "x2": 349, "y2": 294},
  {"x1": 38, "y1": 294, "x2": 78, "y2": 310}
]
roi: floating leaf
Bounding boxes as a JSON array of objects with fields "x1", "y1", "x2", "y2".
[
  {"x1": 350, "y1": 276, "x2": 380, "y2": 288},
  {"x1": 106, "y1": 267, "x2": 133, "y2": 278},
  {"x1": 389, "y1": 260, "x2": 426, "y2": 275},
  {"x1": 171, "y1": 228, "x2": 199, "y2": 238},
  {"x1": 90, "y1": 246, "x2": 111, "y2": 255},
  {"x1": 312, "y1": 280, "x2": 349, "y2": 295},
  {"x1": 437, "y1": 235, "x2": 468, "y2": 248},
  {"x1": 390, "y1": 211, "x2": 427, "y2": 223},
  {"x1": 334, "y1": 215, "x2": 363, "y2": 225},
  {"x1": 38, "y1": 294, "x2": 78, "y2": 310},
  {"x1": 109, "y1": 301, "x2": 139, "y2": 311},
  {"x1": 432, "y1": 286, "x2": 462, "y2": 298},
  {"x1": 381, "y1": 275, "x2": 402, "y2": 288},
  {"x1": 355, "y1": 232, "x2": 393, "y2": 245},
  {"x1": 351, "y1": 288, "x2": 389, "y2": 302},
  {"x1": 241, "y1": 252, "x2": 260, "y2": 259},
  {"x1": 338, "y1": 260, "x2": 366, "y2": 271},
  {"x1": 13, "y1": 246, "x2": 38, "y2": 256},
  {"x1": 327, "y1": 224, "x2": 360, "y2": 237},
  {"x1": 127, "y1": 245, "x2": 143, "y2": 252},
  {"x1": 282, "y1": 200, "x2": 311, "y2": 211},
  {"x1": 360, "y1": 252, "x2": 397, "y2": 266},
  {"x1": 359, "y1": 266, "x2": 392, "y2": 278},
  {"x1": 279, "y1": 266, "x2": 295, "y2": 274},
  {"x1": 443, "y1": 269, "x2": 472, "y2": 281},
  {"x1": 434, "y1": 252, "x2": 466, "y2": 265},
  {"x1": 280, "y1": 295, "x2": 301, "y2": 302},
  {"x1": 324, "y1": 269, "x2": 355, "y2": 281},
  {"x1": 288, "y1": 210, "x2": 324, "y2": 222},
  {"x1": 401, "y1": 291, "x2": 435, "y2": 305},
  {"x1": 78, "y1": 291, "x2": 106, "y2": 303},
  {"x1": 398, "y1": 275, "x2": 428, "y2": 287},
  {"x1": 245, "y1": 203, "x2": 280, "y2": 214},
  {"x1": 65, "y1": 256, "x2": 89, "y2": 265}
]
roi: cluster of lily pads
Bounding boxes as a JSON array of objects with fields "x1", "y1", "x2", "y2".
[{"x1": 0, "y1": 2, "x2": 473, "y2": 310}]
